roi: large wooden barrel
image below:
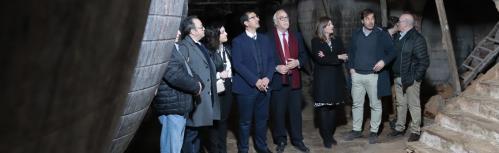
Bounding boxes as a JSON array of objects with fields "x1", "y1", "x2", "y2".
[
  {"x1": 494, "y1": 0, "x2": 499, "y2": 12},
  {"x1": 108, "y1": 0, "x2": 186, "y2": 153},
  {"x1": 0, "y1": 0, "x2": 151, "y2": 153}
]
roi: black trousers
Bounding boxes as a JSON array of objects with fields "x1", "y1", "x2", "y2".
[
  {"x1": 270, "y1": 85, "x2": 303, "y2": 145},
  {"x1": 203, "y1": 81, "x2": 233, "y2": 153},
  {"x1": 317, "y1": 106, "x2": 338, "y2": 144}
]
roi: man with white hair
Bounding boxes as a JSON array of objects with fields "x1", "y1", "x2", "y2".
[
  {"x1": 268, "y1": 9, "x2": 309, "y2": 153},
  {"x1": 388, "y1": 13, "x2": 429, "y2": 142}
]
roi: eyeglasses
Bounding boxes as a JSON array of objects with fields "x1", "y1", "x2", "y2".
[
  {"x1": 249, "y1": 15, "x2": 259, "y2": 20},
  {"x1": 195, "y1": 26, "x2": 205, "y2": 30},
  {"x1": 398, "y1": 20, "x2": 409, "y2": 24},
  {"x1": 278, "y1": 16, "x2": 289, "y2": 21}
]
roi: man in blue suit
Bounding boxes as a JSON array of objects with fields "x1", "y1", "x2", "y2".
[{"x1": 231, "y1": 11, "x2": 276, "y2": 153}]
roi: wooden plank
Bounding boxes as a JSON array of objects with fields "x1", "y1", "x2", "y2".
[
  {"x1": 435, "y1": 0, "x2": 462, "y2": 95},
  {"x1": 380, "y1": 0, "x2": 388, "y2": 27}
]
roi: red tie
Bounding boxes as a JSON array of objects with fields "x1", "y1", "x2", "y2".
[
  {"x1": 282, "y1": 33, "x2": 290, "y2": 84},
  {"x1": 282, "y1": 33, "x2": 290, "y2": 62}
]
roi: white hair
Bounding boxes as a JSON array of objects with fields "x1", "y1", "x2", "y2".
[{"x1": 273, "y1": 9, "x2": 287, "y2": 25}]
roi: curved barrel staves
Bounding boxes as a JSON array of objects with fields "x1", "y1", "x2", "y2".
[{"x1": 108, "y1": 0, "x2": 188, "y2": 153}]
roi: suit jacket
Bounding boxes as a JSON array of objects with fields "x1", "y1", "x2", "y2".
[
  {"x1": 268, "y1": 30, "x2": 308, "y2": 90},
  {"x1": 231, "y1": 32, "x2": 276, "y2": 95},
  {"x1": 347, "y1": 27, "x2": 396, "y2": 97},
  {"x1": 180, "y1": 36, "x2": 220, "y2": 127},
  {"x1": 310, "y1": 37, "x2": 346, "y2": 103}
]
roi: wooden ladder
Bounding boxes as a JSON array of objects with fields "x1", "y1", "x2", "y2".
[{"x1": 459, "y1": 21, "x2": 499, "y2": 88}]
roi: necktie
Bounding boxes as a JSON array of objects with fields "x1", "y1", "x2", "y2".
[
  {"x1": 282, "y1": 33, "x2": 290, "y2": 84},
  {"x1": 282, "y1": 33, "x2": 291, "y2": 63}
]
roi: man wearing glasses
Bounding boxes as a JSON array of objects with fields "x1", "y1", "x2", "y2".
[
  {"x1": 268, "y1": 9, "x2": 309, "y2": 153},
  {"x1": 231, "y1": 11, "x2": 276, "y2": 153},
  {"x1": 179, "y1": 16, "x2": 221, "y2": 153}
]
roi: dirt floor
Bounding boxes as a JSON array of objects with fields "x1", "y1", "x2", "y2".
[
  {"x1": 126, "y1": 101, "x2": 433, "y2": 153},
  {"x1": 223, "y1": 104, "x2": 424, "y2": 153}
]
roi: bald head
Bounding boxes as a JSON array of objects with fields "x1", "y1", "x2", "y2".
[{"x1": 398, "y1": 13, "x2": 415, "y2": 32}]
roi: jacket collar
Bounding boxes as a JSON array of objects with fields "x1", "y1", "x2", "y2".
[{"x1": 181, "y1": 36, "x2": 208, "y2": 64}]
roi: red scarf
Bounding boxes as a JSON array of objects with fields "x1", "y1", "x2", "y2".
[{"x1": 272, "y1": 28, "x2": 301, "y2": 89}]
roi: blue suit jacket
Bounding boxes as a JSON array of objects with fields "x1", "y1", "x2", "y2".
[{"x1": 231, "y1": 32, "x2": 276, "y2": 95}]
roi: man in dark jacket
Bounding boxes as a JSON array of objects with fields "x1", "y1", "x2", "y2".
[
  {"x1": 345, "y1": 8, "x2": 396, "y2": 144},
  {"x1": 179, "y1": 16, "x2": 221, "y2": 153},
  {"x1": 152, "y1": 31, "x2": 203, "y2": 153},
  {"x1": 268, "y1": 9, "x2": 309, "y2": 153},
  {"x1": 388, "y1": 13, "x2": 429, "y2": 142}
]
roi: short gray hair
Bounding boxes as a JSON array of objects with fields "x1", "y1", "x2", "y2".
[{"x1": 273, "y1": 9, "x2": 286, "y2": 25}]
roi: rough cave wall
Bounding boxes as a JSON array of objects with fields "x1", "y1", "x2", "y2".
[{"x1": 0, "y1": 0, "x2": 151, "y2": 153}]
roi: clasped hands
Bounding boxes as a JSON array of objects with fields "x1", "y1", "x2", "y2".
[
  {"x1": 255, "y1": 77, "x2": 270, "y2": 92},
  {"x1": 276, "y1": 58, "x2": 299, "y2": 75}
]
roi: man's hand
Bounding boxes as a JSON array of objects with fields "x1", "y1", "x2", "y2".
[
  {"x1": 196, "y1": 82, "x2": 203, "y2": 95},
  {"x1": 256, "y1": 79, "x2": 265, "y2": 91},
  {"x1": 373, "y1": 60, "x2": 385, "y2": 72},
  {"x1": 255, "y1": 79, "x2": 262, "y2": 88},
  {"x1": 286, "y1": 58, "x2": 299, "y2": 69},
  {"x1": 276, "y1": 65, "x2": 289, "y2": 75},
  {"x1": 261, "y1": 77, "x2": 270, "y2": 92},
  {"x1": 350, "y1": 69, "x2": 356, "y2": 75}
]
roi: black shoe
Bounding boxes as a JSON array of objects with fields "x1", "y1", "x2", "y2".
[
  {"x1": 275, "y1": 142, "x2": 286, "y2": 153},
  {"x1": 323, "y1": 137, "x2": 338, "y2": 148},
  {"x1": 344, "y1": 130, "x2": 362, "y2": 141},
  {"x1": 292, "y1": 142, "x2": 310, "y2": 153},
  {"x1": 324, "y1": 142, "x2": 332, "y2": 149},
  {"x1": 388, "y1": 130, "x2": 405, "y2": 137},
  {"x1": 408, "y1": 133, "x2": 421, "y2": 142},
  {"x1": 368, "y1": 132, "x2": 378, "y2": 144}
]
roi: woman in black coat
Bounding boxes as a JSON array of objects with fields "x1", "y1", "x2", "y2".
[
  {"x1": 310, "y1": 16, "x2": 348, "y2": 148},
  {"x1": 201, "y1": 23, "x2": 233, "y2": 153}
]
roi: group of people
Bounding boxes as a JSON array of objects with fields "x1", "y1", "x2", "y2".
[{"x1": 152, "y1": 7, "x2": 429, "y2": 153}]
